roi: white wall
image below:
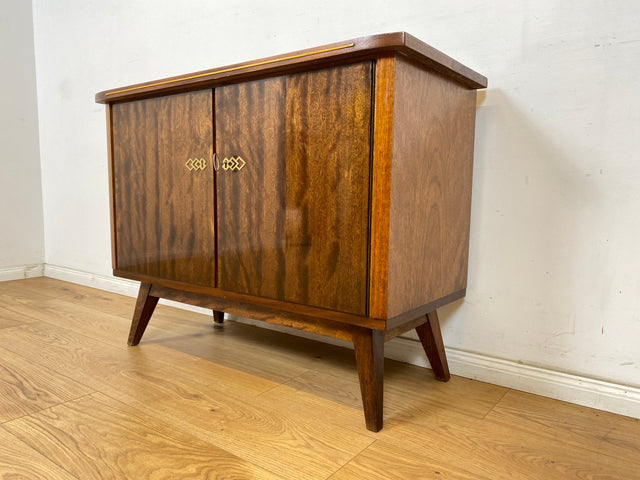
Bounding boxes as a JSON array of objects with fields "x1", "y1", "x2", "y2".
[
  {"x1": 0, "y1": 0, "x2": 44, "y2": 275},
  {"x1": 31, "y1": 0, "x2": 640, "y2": 404}
]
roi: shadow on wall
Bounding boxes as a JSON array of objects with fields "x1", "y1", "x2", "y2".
[{"x1": 404, "y1": 88, "x2": 600, "y2": 372}]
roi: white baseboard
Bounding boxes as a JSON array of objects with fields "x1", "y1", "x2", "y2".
[
  {"x1": 44, "y1": 264, "x2": 139, "y2": 296},
  {"x1": 0, "y1": 264, "x2": 44, "y2": 281},
  {"x1": 43, "y1": 264, "x2": 214, "y2": 315},
  {"x1": 13, "y1": 264, "x2": 640, "y2": 420},
  {"x1": 385, "y1": 338, "x2": 640, "y2": 419}
]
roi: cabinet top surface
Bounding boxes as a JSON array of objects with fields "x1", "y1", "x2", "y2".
[{"x1": 95, "y1": 32, "x2": 487, "y2": 104}]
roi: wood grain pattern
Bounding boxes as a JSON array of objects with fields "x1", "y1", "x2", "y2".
[
  {"x1": 4, "y1": 393, "x2": 283, "y2": 480},
  {"x1": 281, "y1": 358, "x2": 508, "y2": 422},
  {"x1": 3, "y1": 296, "x2": 163, "y2": 350},
  {"x1": 368, "y1": 55, "x2": 396, "y2": 320},
  {"x1": 101, "y1": 41, "x2": 485, "y2": 432},
  {"x1": 95, "y1": 32, "x2": 487, "y2": 104},
  {"x1": 386, "y1": 57, "x2": 477, "y2": 317},
  {"x1": 128, "y1": 282, "x2": 159, "y2": 345},
  {"x1": 0, "y1": 305, "x2": 37, "y2": 328},
  {"x1": 377, "y1": 410, "x2": 640, "y2": 480},
  {"x1": 353, "y1": 329, "x2": 384, "y2": 431},
  {"x1": 0, "y1": 280, "x2": 54, "y2": 307},
  {"x1": 0, "y1": 299, "x2": 278, "y2": 398},
  {"x1": 112, "y1": 268, "x2": 386, "y2": 330},
  {"x1": 485, "y1": 390, "x2": 640, "y2": 467},
  {"x1": 2, "y1": 278, "x2": 639, "y2": 480},
  {"x1": 329, "y1": 440, "x2": 485, "y2": 480},
  {"x1": 282, "y1": 62, "x2": 372, "y2": 315},
  {"x1": 0, "y1": 346, "x2": 93, "y2": 422},
  {"x1": 149, "y1": 284, "x2": 365, "y2": 342},
  {"x1": 103, "y1": 376, "x2": 374, "y2": 480},
  {"x1": 415, "y1": 310, "x2": 450, "y2": 381},
  {"x1": 216, "y1": 75, "x2": 287, "y2": 299},
  {"x1": 155, "y1": 323, "x2": 313, "y2": 385},
  {"x1": 0, "y1": 326, "x2": 373, "y2": 480},
  {"x1": 603, "y1": 415, "x2": 640, "y2": 466},
  {"x1": 0, "y1": 323, "x2": 137, "y2": 393},
  {"x1": 216, "y1": 62, "x2": 372, "y2": 315},
  {"x1": 0, "y1": 427, "x2": 77, "y2": 480},
  {"x1": 111, "y1": 90, "x2": 215, "y2": 287},
  {"x1": 8, "y1": 276, "x2": 134, "y2": 316}
]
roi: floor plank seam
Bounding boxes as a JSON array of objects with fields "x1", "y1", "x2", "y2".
[
  {"x1": 481, "y1": 387, "x2": 511, "y2": 420},
  {"x1": 254, "y1": 380, "x2": 288, "y2": 399},
  {"x1": 325, "y1": 438, "x2": 378, "y2": 479},
  {"x1": 2, "y1": 411, "x2": 89, "y2": 480},
  {"x1": 0, "y1": 341, "x2": 102, "y2": 425},
  {"x1": 600, "y1": 427, "x2": 640, "y2": 467},
  {"x1": 4, "y1": 304, "x2": 51, "y2": 324},
  {"x1": 0, "y1": 390, "x2": 100, "y2": 426},
  {"x1": 0, "y1": 424, "x2": 82, "y2": 480},
  {"x1": 3, "y1": 278, "x2": 640, "y2": 479},
  {"x1": 92, "y1": 389, "x2": 240, "y2": 455},
  {"x1": 93, "y1": 386, "x2": 297, "y2": 475}
]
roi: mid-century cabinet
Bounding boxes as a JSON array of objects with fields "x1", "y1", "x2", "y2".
[{"x1": 96, "y1": 32, "x2": 487, "y2": 431}]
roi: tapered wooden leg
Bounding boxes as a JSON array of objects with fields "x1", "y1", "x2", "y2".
[
  {"x1": 353, "y1": 328, "x2": 385, "y2": 432},
  {"x1": 212, "y1": 310, "x2": 224, "y2": 324},
  {"x1": 128, "y1": 283, "x2": 159, "y2": 346},
  {"x1": 415, "y1": 310, "x2": 450, "y2": 381}
]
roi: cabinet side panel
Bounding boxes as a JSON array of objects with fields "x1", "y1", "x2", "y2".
[
  {"x1": 387, "y1": 57, "x2": 477, "y2": 317},
  {"x1": 111, "y1": 91, "x2": 215, "y2": 286}
]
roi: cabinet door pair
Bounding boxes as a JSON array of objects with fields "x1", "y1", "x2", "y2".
[{"x1": 111, "y1": 61, "x2": 373, "y2": 315}]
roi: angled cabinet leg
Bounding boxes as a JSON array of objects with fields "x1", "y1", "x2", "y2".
[
  {"x1": 212, "y1": 310, "x2": 225, "y2": 324},
  {"x1": 353, "y1": 328, "x2": 385, "y2": 432},
  {"x1": 415, "y1": 310, "x2": 450, "y2": 381},
  {"x1": 128, "y1": 283, "x2": 159, "y2": 346}
]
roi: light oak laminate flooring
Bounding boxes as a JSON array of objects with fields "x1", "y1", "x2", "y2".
[{"x1": 0, "y1": 278, "x2": 638, "y2": 479}]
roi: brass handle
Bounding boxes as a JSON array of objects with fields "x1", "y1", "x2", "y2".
[
  {"x1": 213, "y1": 153, "x2": 220, "y2": 171},
  {"x1": 221, "y1": 156, "x2": 246, "y2": 172},
  {"x1": 185, "y1": 157, "x2": 207, "y2": 171}
]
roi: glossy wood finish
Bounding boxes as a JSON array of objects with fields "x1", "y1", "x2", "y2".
[
  {"x1": 95, "y1": 32, "x2": 486, "y2": 105},
  {"x1": 111, "y1": 90, "x2": 215, "y2": 287},
  {"x1": 127, "y1": 282, "x2": 159, "y2": 346},
  {"x1": 114, "y1": 268, "x2": 386, "y2": 331},
  {"x1": 282, "y1": 63, "x2": 372, "y2": 315},
  {"x1": 416, "y1": 310, "x2": 451, "y2": 381},
  {"x1": 216, "y1": 63, "x2": 372, "y2": 315},
  {"x1": 385, "y1": 57, "x2": 477, "y2": 318},
  {"x1": 100, "y1": 35, "x2": 486, "y2": 431},
  {"x1": 368, "y1": 55, "x2": 396, "y2": 319},
  {"x1": 215, "y1": 75, "x2": 286, "y2": 300},
  {"x1": 212, "y1": 310, "x2": 224, "y2": 324},
  {"x1": 148, "y1": 284, "x2": 366, "y2": 343},
  {"x1": 353, "y1": 329, "x2": 385, "y2": 431}
]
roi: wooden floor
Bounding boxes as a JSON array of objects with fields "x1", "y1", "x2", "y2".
[{"x1": 0, "y1": 278, "x2": 638, "y2": 479}]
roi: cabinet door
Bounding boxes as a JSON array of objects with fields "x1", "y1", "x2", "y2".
[
  {"x1": 111, "y1": 90, "x2": 215, "y2": 286},
  {"x1": 216, "y1": 62, "x2": 372, "y2": 315}
]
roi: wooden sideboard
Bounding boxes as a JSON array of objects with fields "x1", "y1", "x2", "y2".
[{"x1": 96, "y1": 32, "x2": 487, "y2": 432}]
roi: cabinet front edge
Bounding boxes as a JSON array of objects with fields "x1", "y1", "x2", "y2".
[{"x1": 113, "y1": 269, "x2": 387, "y2": 331}]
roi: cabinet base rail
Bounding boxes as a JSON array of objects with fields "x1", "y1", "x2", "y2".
[{"x1": 128, "y1": 282, "x2": 450, "y2": 432}]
